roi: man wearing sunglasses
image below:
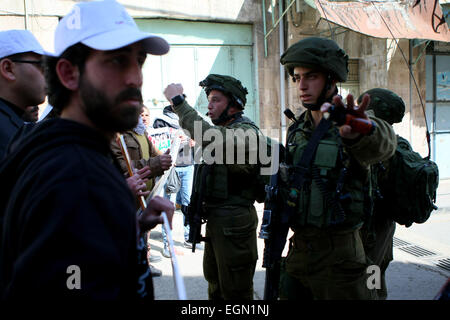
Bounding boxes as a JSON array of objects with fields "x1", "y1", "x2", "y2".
[{"x1": 0, "y1": 29, "x2": 47, "y2": 160}]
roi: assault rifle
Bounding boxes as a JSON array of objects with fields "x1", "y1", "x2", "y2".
[
  {"x1": 259, "y1": 108, "x2": 333, "y2": 300},
  {"x1": 259, "y1": 165, "x2": 287, "y2": 300},
  {"x1": 187, "y1": 164, "x2": 211, "y2": 252}
]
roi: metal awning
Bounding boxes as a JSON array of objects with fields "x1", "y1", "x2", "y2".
[{"x1": 314, "y1": 0, "x2": 450, "y2": 42}]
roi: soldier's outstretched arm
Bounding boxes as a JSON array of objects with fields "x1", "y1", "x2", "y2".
[{"x1": 321, "y1": 94, "x2": 396, "y2": 167}]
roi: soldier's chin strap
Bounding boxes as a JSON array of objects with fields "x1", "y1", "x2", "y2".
[
  {"x1": 302, "y1": 75, "x2": 337, "y2": 111},
  {"x1": 209, "y1": 102, "x2": 243, "y2": 125}
]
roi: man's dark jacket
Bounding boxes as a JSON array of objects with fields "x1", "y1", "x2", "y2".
[
  {"x1": 0, "y1": 98, "x2": 24, "y2": 161},
  {"x1": 0, "y1": 118, "x2": 153, "y2": 300}
]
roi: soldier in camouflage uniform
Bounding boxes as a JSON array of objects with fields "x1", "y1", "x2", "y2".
[
  {"x1": 163, "y1": 74, "x2": 268, "y2": 300},
  {"x1": 278, "y1": 37, "x2": 397, "y2": 299},
  {"x1": 358, "y1": 88, "x2": 406, "y2": 300}
]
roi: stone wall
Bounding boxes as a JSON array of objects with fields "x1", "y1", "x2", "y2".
[
  {"x1": 0, "y1": 0, "x2": 432, "y2": 153},
  {"x1": 0, "y1": 0, "x2": 282, "y2": 137}
]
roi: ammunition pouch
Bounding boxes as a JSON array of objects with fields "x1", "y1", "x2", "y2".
[{"x1": 280, "y1": 142, "x2": 351, "y2": 229}]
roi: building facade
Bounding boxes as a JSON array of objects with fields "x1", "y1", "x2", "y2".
[{"x1": 1, "y1": 0, "x2": 449, "y2": 177}]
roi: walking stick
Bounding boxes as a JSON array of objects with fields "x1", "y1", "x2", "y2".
[
  {"x1": 116, "y1": 132, "x2": 187, "y2": 300},
  {"x1": 116, "y1": 133, "x2": 147, "y2": 211}
]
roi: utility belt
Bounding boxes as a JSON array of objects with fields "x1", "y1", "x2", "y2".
[
  {"x1": 290, "y1": 225, "x2": 363, "y2": 252},
  {"x1": 199, "y1": 163, "x2": 258, "y2": 203},
  {"x1": 189, "y1": 164, "x2": 256, "y2": 215}
]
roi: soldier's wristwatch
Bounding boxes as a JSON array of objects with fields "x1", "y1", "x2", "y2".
[{"x1": 171, "y1": 94, "x2": 185, "y2": 106}]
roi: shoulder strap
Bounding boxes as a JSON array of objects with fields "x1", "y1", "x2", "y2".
[
  {"x1": 259, "y1": 117, "x2": 332, "y2": 287},
  {"x1": 290, "y1": 117, "x2": 332, "y2": 190}
]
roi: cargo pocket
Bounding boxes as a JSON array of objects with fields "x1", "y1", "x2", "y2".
[
  {"x1": 222, "y1": 221, "x2": 258, "y2": 268},
  {"x1": 331, "y1": 231, "x2": 367, "y2": 280},
  {"x1": 221, "y1": 219, "x2": 258, "y2": 298},
  {"x1": 344, "y1": 180, "x2": 365, "y2": 224}
]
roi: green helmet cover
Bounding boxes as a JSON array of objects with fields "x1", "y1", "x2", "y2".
[
  {"x1": 358, "y1": 88, "x2": 405, "y2": 124},
  {"x1": 280, "y1": 37, "x2": 349, "y2": 82},
  {"x1": 199, "y1": 74, "x2": 248, "y2": 109}
]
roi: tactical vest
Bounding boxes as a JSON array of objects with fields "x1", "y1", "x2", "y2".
[
  {"x1": 282, "y1": 111, "x2": 371, "y2": 230},
  {"x1": 192, "y1": 116, "x2": 266, "y2": 208}
]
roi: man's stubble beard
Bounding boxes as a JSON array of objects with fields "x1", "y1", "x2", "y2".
[{"x1": 79, "y1": 75, "x2": 142, "y2": 133}]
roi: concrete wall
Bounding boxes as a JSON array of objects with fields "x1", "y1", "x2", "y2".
[
  {"x1": 0, "y1": 0, "x2": 282, "y2": 137},
  {"x1": 0, "y1": 0, "x2": 262, "y2": 52},
  {"x1": 388, "y1": 40, "x2": 429, "y2": 157},
  {"x1": 0, "y1": 0, "x2": 432, "y2": 153}
]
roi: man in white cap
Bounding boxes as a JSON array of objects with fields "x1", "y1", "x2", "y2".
[
  {"x1": 0, "y1": 0, "x2": 173, "y2": 300},
  {"x1": 0, "y1": 29, "x2": 47, "y2": 160}
]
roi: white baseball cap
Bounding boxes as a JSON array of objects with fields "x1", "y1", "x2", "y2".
[
  {"x1": 51, "y1": 0, "x2": 170, "y2": 57},
  {"x1": 0, "y1": 29, "x2": 47, "y2": 59}
]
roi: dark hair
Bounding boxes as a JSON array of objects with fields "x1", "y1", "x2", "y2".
[
  {"x1": 44, "y1": 43, "x2": 92, "y2": 112},
  {"x1": 206, "y1": 88, "x2": 242, "y2": 110},
  {"x1": 1, "y1": 52, "x2": 26, "y2": 61}
]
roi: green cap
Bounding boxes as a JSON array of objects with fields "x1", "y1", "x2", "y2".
[
  {"x1": 358, "y1": 88, "x2": 405, "y2": 124},
  {"x1": 199, "y1": 74, "x2": 248, "y2": 109},
  {"x1": 280, "y1": 37, "x2": 348, "y2": 82}
]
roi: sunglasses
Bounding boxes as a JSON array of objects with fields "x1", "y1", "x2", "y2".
[{"x1": 11, "y1": 59, "x2": 44, "y2": 71}]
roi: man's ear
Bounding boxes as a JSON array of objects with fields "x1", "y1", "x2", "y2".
[
  {"x1": 331, "y1": 78, "x2": 338, "y2": 87},
  {"x1": 56, "y1": 58, "x2": 80, "y2": 90},
  {"x1": 326, "y1": 78, "x2": 338, "y2": 96},
  {"x1": 0, "y1": 58, "x2": 17, "y2": 82},
  {"x1": 228, "y1": 104, "x2": 240, "y2": 115}
]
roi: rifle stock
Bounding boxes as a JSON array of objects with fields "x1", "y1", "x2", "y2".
[
  {"x1": 259, "y1": 169, "x2": 289, "y2": 300},
  {"x1": 187, "y1": 164, "x2": 211, "y2": 252}
]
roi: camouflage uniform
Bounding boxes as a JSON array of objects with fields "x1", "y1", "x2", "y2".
[
  {"x1": 278, "y1": 38, "x2": 397, "y2": 300},
  {"x1": 358, "y1": 88, "x2": 406, "y2": 300},
  {"x1": 171, "y1": 74, "x2": 268, "y2": 300}
]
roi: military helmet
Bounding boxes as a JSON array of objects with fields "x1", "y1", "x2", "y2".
[
  {"x1": 280, "y1": 37, "x2": 349, "y2": 82},
  {"x1": 358, "y1": 88, "x2": 405, "y2": 124},
  {"x1": 199, "y1": 74, "x2": 248, "y2": 109}
]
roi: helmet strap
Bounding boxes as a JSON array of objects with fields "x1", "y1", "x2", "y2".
[
  {"x1": 208, "y1": 90, "x2": 243, "y2": 125},
  {"x1": 211, "y1": 102, "x2": 244, "y2": 125}
]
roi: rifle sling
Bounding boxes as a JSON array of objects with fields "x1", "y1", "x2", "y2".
[
  {"x1": 262, "y1": 117, "x2": 332, "y2": 300},
  {"x1": 290, "y1": 117, "x2": 332, "y2": 191},
  {"x1": 267, "y1": 118, "x2": 332, "y2": 261}
]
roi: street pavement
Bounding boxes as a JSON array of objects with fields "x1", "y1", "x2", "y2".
[{"x1": 148, "y1": 179, "x2": 450, "y2": 300}]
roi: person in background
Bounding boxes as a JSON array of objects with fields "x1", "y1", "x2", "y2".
[
  {"x1": 153, "y1": 104, "x2": 196, "y2": 258},
  {"x1": 358, "y1": 88, "x2": 405, "y2": 300},
  {"x1": 110, "y1": 113, "x2": 172, "y2": 276},
  {"x1": 141, "y1": 105, "x2": 152, "y2": 129},
  {"x1": 0, "y1": 29, "x2": 46, "y2": 160}
]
